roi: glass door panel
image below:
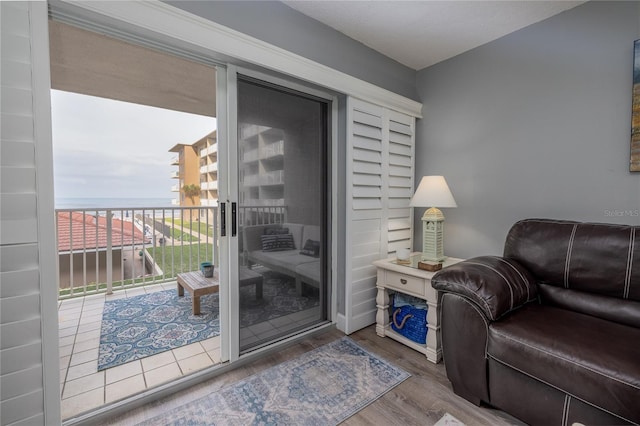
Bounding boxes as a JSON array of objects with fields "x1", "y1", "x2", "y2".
[{"x1": 236, "y1": 77, "x2": 328, "y2": 353}]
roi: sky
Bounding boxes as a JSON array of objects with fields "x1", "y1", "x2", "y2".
[{"x1": 51, "y1": 90, "x2": 216, "y2": 201}]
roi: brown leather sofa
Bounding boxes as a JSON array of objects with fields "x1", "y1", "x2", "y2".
[{"x1": 432, "y1": 219, "x2": 640, "y2": 425}]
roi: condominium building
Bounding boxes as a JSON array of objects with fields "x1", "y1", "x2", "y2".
[{"x1": 169, "y1": 130, "x2": 218, "y2": 208}]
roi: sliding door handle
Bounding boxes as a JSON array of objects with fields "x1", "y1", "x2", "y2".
[
  {"x1": 220, "y1": 202, "x2": 226, "y2": 237},
  {"x1": 232, "y1": 202, "x2": 237, "y2": 237}
]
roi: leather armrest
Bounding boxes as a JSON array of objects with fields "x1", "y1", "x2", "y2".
[{"x1": 432, "y1": 256, "x2": 538, "y2": 321}]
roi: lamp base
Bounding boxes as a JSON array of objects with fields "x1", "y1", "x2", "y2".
[
  {"x1": 422, "y1": 207, "x2": 446, "y2": 262},
  {"x1": 421, "y1": 253, "x2": 447, "y2": 263}
]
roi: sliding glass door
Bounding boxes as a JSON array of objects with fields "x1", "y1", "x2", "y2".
[{"x1": 232, "y1": 75, "x2": 330, "y2": 354}]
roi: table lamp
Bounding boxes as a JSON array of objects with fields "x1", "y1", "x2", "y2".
[{"x1": 410, "y1": 176, "x2": 457, "y2": 262}]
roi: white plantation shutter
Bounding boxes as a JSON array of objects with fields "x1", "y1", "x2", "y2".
[
  {"x1": 343, "y1": 98, "x2": 415, "y2": 334},
  {"x1": 1, "y1": 2, "x2": 60, "y2": 425},
  {"x1": 386, "y1": 111, "x2": 415, "y2": 254}
]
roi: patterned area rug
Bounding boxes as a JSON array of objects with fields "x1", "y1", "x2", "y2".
[
  {"x1": 136, "y1": 337, "x2": 410, "y2": 426},
  {"x1": 99, "y1": 273, "x2": 318, "y2": 371},
  {"x1": 98, "y1": 290, "x2": 220, "y2": 371}
]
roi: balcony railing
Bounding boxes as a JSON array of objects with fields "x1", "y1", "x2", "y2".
[
  {"x1": 201, "y1": 181, "x2": 218, "y2": 191},
  {"x1": 55, "y1": 206, "x2": 218, "y2": 299},
  {"x1": 200, "y1": 144, "x2": 218, "y2": 157},
  {"x1": 55, "y1": 205, "x2": 288, "y2": 300},
  {"x1": 199, "y1": 163, "x2": 218, "y2": 174}
]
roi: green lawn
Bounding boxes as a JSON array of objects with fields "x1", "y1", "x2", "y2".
[
  {"x1": 146, "y1": 243, "x2": 215, "y2": 276},
  {"x1": 166, "y1": 218, "x2": 214, "y2": 237}
]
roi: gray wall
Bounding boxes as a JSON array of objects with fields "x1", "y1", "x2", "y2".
[
  {"x1": 415, "y1": 1, "x2": 640, "y2": 259},
  {"x1": 166, "y1": 1, "x2": 418, "y2": 101}
]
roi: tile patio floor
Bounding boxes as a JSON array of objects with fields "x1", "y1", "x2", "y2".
[{"x1": 58, "y1": 283, "x2": 222, "y2": 420}]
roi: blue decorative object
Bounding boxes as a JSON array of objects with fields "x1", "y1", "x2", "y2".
[
  {"x1": 199, "y1": 261, "x2": 214, "y2": 277},
  {"x1": 391, "y1": 293, "x2": 428, "y2": 344},
  {"x1": 135, "y1": 337, "x2": 410, "y2": 425}
]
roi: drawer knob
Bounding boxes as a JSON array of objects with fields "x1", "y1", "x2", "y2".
[{"x1": 400, "y1": 278, "x2": 407, "y2": 285}]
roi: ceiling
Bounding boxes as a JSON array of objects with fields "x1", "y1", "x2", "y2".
[{"x1": 283, "y1": 1, "x2": 585, "y2": 70}]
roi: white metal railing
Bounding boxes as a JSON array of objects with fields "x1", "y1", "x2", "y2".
[
  {"x1": 238, "y1": 205, "x2": 287, "y2": 226},
  {"x1": 171, "y1": 184, "x2": 180, "y2": 192},
  {"x1": 170, "y1": 171, "x2": 179, "y2": 178},
  {"x1": 262, "y1": 170, "x2": 284, "y2": 185},
  {"x1": 171, "y1": 199, "x2": 179, "y2": 205},
  {"x1": 171, "y1": 156, "x2": 179, "y2": 165},
  {"x1": 56, "y1": 206, "x2": 218, "y2": 299}
]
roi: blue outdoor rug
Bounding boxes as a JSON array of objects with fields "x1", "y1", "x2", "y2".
[
  {"x1": 136, "y1": 337, "x2": 410, "y2": 426},
  {"x1": 98, "y1": 273, "x2": 319, "y2": 371},
  {"x1": 98, "y1": 290, "x2": 220, "y2": 371}
]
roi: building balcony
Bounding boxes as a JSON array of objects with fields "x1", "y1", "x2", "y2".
[
  {"x1": 199, "y1": 163, "x2": 218, "y2": 174},
  {"x1": 201, "y1": 181, "x2": 218, "y2": 191},
  {"x1": 200, "y1": 143, "x2": 218, "y2": 158},
  {"x1": 200, "y1": 198, "x2": 219, "y2": 207},
  {"x1": 171, "y1": 184, "x2": 180, "y2": 192},
  {"x1": 243, "y1": 148, "x2": 259, "y2": 163},
  {"x1": 261, "y1": 140, "x2": 284, "y2": 159},
  {"x1": 170, "y1": 171, "x2": 180, "y2": 179},
  {"x1": 170, "y1": 156, "x2": 179, "y2": 165}
]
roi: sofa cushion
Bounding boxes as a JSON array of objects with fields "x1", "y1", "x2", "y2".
[
  {"x1": 300, "y1": 239, "x2": 320, "y2": 257},
  {"x1": 539, "y1": 283, "x2": 640, "y2": 328},
  {"x1": 265, "y1": 227, "x2": 289, "y2": 235},
  {"x1": 283, "y1": 223, "x2": 304, "y2": 249},
  {"x1": 488, "y1": 304, "x2": 640, "y2": 423},
  {"x1": 248, "y1": 249, "x2": 317, "y2": 273},
  {"x1": 504, "y1": 219, "x2": 640, "y2": 301},
  {"x1": 295, "y1": 260, "x2": 321, "y2": 286},
  {"x1": 261, "y1": 234, "x2": 295, "y2": 252}
]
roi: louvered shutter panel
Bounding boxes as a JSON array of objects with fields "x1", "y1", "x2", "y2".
[
  {"x1": 386, "y1": 111, "x2": 415, "y2": 254},
  {"x1": 1, "y1": 2, "x2": 60, "y2": 425},
  {"x1": 343, "y1": 98, "x2": 415, "y2": 334}
]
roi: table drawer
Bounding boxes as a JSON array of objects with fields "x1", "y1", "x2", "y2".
[{"x1": 385, "y1": 271, "x2": 425, "y2": 296}]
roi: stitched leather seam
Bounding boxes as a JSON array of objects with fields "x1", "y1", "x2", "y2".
[
  {"x1": 562, "y1": 395, "x2": 570, "y2": 426},
  {"x1": 436, "y1": 279, "x2": 496, "y2": 321},
  {"x1": 440, "y1": 294, "x2": 490, "y2": 361},
  {"x1": 490, "y1": 329, "x2": 640, "y2": 390},
  {"x1": 495, "y1": 256, "x2": 532, "y2": 302},
  {"x1": 464, "y1": 261, "x2": 515, "y2": 312},
  {"x1": 564, "y1": 224, "x2": 578, "y2": 289},
  {"x1": 487, "y1": 354, "x2": 634, "y2": 424},
  {"x1": 624, "y1": 228, "x2": 635, "y2": 300}
]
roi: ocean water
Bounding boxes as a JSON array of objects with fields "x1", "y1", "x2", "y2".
[{"x1": 55, "y1": 197, "x2": 173, "y2": 209}]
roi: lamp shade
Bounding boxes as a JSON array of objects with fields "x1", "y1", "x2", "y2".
[{"x1": 410, "y1": 176, "x2": 457, "y2": 208}]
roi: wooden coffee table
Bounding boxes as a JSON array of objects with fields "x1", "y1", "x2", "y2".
[
  {"x1": 177, "y1": 271, "x2": 219, "y2": 315},
  {"x1": 177, "y1": 267, "x2": 264, "y2": 315}
]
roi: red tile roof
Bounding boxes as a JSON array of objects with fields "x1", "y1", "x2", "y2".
[{"x1": 57, "y1": 212, "x2": 149, "y2": 252}]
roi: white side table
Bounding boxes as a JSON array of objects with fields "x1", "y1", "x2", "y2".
[{"x1": 373, "y1": 254, "x2": 463, "y2": 363}]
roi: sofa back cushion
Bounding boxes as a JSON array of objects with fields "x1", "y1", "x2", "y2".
[
  {"x1": 283, "y1": 223, "x2": 305, "y2": 249},
  {"x1": 504, "y1": 219, "x2": 640, "y2": 302}
]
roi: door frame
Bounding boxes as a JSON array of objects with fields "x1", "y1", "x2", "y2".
[{"x1": 222, "y1": 65, "x2": 339, "y2": 362}]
